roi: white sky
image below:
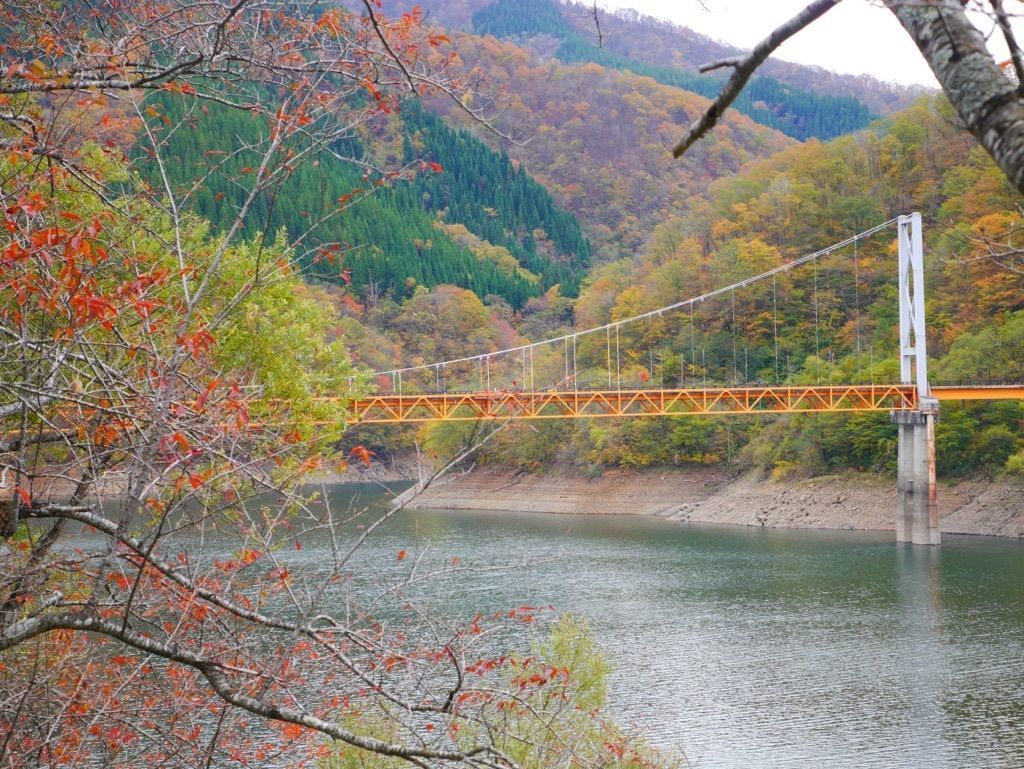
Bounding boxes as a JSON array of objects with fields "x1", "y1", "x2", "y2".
[{"x1": 598, "y1": 0, "x2": 1020, "y2": 87}]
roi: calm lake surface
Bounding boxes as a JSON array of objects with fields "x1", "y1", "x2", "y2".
[{"x1": 324, "y1": 483, "x2": 1024, "y2": 769}]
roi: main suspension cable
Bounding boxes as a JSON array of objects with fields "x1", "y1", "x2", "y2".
[{"x1": 357, "y1": 218, "x2": 900, "y2": 384}]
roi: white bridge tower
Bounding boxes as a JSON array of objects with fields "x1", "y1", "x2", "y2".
[{"x1": 891, "y1": 212, "x2": 941, "y2": 545}]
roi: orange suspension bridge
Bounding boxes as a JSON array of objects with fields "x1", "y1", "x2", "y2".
[
  {"x1": 342, "y1": 383, "x2": 1023, "y2": 424},
  {"x1": 343, "y1": 214, "x2": 1020, "y2": 423},
  {"x1": 339, "y1": 214, "x2": 1021, "y2": 545}
]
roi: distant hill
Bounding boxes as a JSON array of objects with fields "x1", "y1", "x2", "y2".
[
  {"x1": 555, "y1": 3, "x2": 927, "y2": 116},
  {"x1": 464, "y1": 0, "x2": 876, "y2": 142},
  {"x1": 393, "y1": 0, "x2": 923, "y2": 131},
  {"x1": 429, "y1": 33, "x2": 792, "y2": 260}
]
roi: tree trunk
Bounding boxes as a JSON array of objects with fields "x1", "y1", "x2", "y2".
[{"x1": 884, "y1": 0, "x2": 1024, "y2": 194}]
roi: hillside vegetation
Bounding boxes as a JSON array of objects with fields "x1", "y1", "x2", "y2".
[
  {"x1": 136, "y1": 93, "x2": 591, "y2": 307},
  {"x1": 471, "y1": 0, "x2": 878, "y2": 142},
  {"x1": 432, "y1": 33, "x2": 791, "y2": 260},
  {"x1": 136, "y1": 7, "x2": 1023, "y2": 482},
  {"x1": 403, "y1": 98, "x2": 1024, "y2": 480},
  {"x1": 555, "y1": 2, "x2": 924, "y2": 115},
  {"x1": 392, "y1": 0, "x2": 920, "y2": 118}
]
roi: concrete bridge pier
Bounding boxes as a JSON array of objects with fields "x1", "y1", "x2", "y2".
[{"x1": 892, "y1": 398, "x2": 940, "y2": 545}]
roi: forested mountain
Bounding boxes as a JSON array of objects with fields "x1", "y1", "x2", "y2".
[
  {"x1": 453, "y1": 96, "x2": 1024, "y2": 478},
  {"x1": 469, "y1": 0, "x2": 877, "y2": 142},
  {"x1": 430, "y1": 33, "x2": 792, "y2": 260},
  {"x1": 382, "y1": 0, "x2": 919, "y2": 136},
  {"x1": 554, "y1": 2, "x2": 926, "y2": 116},
  {"x1": 133, "y1": 3, "x2": 1021, "y2": 480},
  {"x1": 553, "y1": 34, "x2": 875, "y2": 143},
  {"x1": 401, "y1": 103, "x2": 591, "y2": 292},
  {"x1": 135, "y1": 93, "x2": 591, "y2": 307}
]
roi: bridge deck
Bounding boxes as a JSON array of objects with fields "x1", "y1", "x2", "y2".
[
  {"x1": 345, "y1": 385, "x2": 920, "y2": 424},
  {"x1": 343, "y1": 384, "x2": 1024, "y2": 424},
  {"x1": 932, "y1": 384, "x2": 1024, "y2": 401}
]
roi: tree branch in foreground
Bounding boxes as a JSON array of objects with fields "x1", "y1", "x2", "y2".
[
  {"x1": 672, "y1": 0, "x2": 1024, "y2": 196},
  {"x1": 0, "y1": 609, "x2": 506, "y2": 765},
  {"x1": 672, "y1": 0, "x2": 840, "y2": 158}
]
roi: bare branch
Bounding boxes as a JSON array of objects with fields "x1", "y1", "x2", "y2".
[
  {"x1": 361, "y1": 0, "x2": 419, "y2": 93},
  {"x1": 0, "y1": 609, "x2": 505, "y2": 764},
  {"x1": 672, "y1": 0, "x2": 841, "y2": 158},
  {"x1": 591, "y1": 2, "x2": 605, "y2": 48},
  {"x1": 699, "y1": 57, "x2": 744, "y2": 73}
]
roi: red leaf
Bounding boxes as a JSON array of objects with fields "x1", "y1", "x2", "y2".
[
  {"x1": 107, "y1": 572, "x2": 131, "y2": 590},
  {"x1": 195, "y1": 378, "x2": 220, "y2": 411},
  {"x1": 349, "y1": 445, "x2": 374, "y2": 466},
  {"x1": 171, "y1": 432, "x2": 191, "y2": 452},
  {"x1": 396, "y1": 550, "x2": 407, "y2": 561},
  {"x1": 14, "y1": 487, "x2": 30, "y2": 505}
]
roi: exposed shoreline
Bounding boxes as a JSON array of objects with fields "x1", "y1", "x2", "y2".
[
  {"x1": 28, "y1": 457, "x2": 1020, "y2": 539},
  {"x1": 405, "y1": 466, "x2": 1024, "y2": 538}
]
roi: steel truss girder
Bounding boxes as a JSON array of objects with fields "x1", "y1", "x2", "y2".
[{"x1": 343, "y1": 385, "x2": 919, "y2": 424}]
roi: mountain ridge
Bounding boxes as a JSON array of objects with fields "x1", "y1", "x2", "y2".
[
  {"x1": 390, "y1": 0, "x2": 924, "y2": 118},
  {"x1": 557, "y1": 2, "x2": 929, "y2": 115},
  {"x1": 427, "y1": 31, "x2": 792, "y2": 260}
]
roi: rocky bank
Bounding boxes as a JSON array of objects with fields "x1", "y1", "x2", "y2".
[{"x1": 406, "y1": 466, "x2": 1024, "y2": 538}]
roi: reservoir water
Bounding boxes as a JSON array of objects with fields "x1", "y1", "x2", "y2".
[{"x1": 324, "y1": 483, "x2": 1024, "y2": 769}]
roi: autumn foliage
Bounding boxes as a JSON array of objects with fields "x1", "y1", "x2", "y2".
[{"x1": 0, "y1": 2, "x2": 659, "y2": 767}]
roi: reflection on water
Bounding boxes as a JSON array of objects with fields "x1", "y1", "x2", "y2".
[{"x1": 317, "y1": 483, "x2": 1024, "y2": 769}]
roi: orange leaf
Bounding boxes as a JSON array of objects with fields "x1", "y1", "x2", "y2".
[
  {"x1": 349, "y1": 445, "x2": 374, "y2": 466},
  {"x1": 396, "y1": 550, "x2": 407, "y2": 562},
  {"x1": 107, "y1": 572, "x2": 131, "y2": 590}
]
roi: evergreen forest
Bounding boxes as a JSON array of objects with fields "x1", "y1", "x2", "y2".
[{"x1": 135, "y1": 92, "x2": 591, "y2": 307}]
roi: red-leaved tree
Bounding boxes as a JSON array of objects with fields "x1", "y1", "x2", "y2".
[{"x1": 0, "y1": 3, "x2": 665, "y2": 768}]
